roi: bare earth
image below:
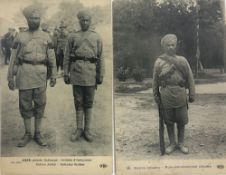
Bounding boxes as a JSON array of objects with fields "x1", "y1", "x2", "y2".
[
  {"x1": 0, "y1": 24, "x2": 113, "y2": 157},
  {"x1": 115, "y1": 80, "x2": 226, "y2": 160}
]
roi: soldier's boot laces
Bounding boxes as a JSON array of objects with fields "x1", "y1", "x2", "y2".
[
  {"x1": 165, "y1": 124, "x2": 176, "y2": 154},
  {"x1": 70, "y1": 129, "x2": 84, "y2": 142},
  {"x1": 34, "y1": 132, "x2": 47, "y2": 146},
  {"x1": 17, "y1": 132, "x2": 32, "y2": 147},
  {"x1": 84, "y1": 108, "x2": 94, "y2": 142},
  {"x1": 177, "y1": 124, "x2": 189, "y2": 154}
]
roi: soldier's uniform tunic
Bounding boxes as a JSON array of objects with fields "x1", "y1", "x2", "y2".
[
  {"x1": 2, "y1": 30, "x2": 14, "y2": 64},
  {"x1": 153, "y1": 53, "x2": 195, "y2": 125},
  {"x1": 7, "y1": 29, "x2": 57, "y2": 118},
  {"x1": 64, "y1": 29, "x2": 104, "y2": 110},
  {"x1": 55, "y1": 30, "x2": 68, "y2": 71}
]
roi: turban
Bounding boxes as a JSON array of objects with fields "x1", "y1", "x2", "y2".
[
  {"x1": 161, "y1": 34, "x2": 177, "y2": 47},
  {"x1": 59, "y1": 21, "x2": 67, "y2": 28},
  {"x1": 23, "y1": 5, "x2": 41, "y2": 19},
  {"x1": 77, "y1": 10, "x2": 91, "y2": 20}
]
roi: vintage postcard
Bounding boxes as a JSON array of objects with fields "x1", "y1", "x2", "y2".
[
  {"x1": 0, "y1": 0, "x2": 113, "y2": 174},
  {"x1": 113, "y1": 0, "x2": 226, "y2": 174}
]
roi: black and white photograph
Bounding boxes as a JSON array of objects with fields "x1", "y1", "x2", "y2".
[
  {"x1": 0, "y1": 0, "x2": 113, "y2": 174},
  {"x1": 113, "y1": 0, "x2": 226, "y2": 174}
]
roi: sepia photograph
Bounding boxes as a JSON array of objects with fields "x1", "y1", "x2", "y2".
[
  {"x1": 0, "y1": 0, "x2": 113, "y2": 174},
  {"x1": 113, "y1": 0, "x2": 226, "y2": 174}
]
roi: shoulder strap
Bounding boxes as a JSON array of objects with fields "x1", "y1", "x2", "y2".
[
  {"x1": 73, "y1": 31, "x2": 96, "y2": 54},
  {"x1": 159, "y1": 55, "x2": 186, "y2": 80}
]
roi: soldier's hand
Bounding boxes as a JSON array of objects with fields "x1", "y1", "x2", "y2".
[
  {"x1": 189, "y1": 96, "x2": 195, "y2": 103},
  {"x1": 96, "y1": 76, "x2": 103, "y2": 85},
  {"x1": 50, "y1": 78, "x2": 56, "y2": 87},
  {"x1": 64, "y1": 75, "x2": 70, "y2": 84},
  {"x1": 8, "y1": 80, "x2": 15, "y2": 90},
  {"x1": 154, "y1": 96, "x2": 161, "y2": 105}
]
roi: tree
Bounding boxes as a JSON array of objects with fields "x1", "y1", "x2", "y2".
[{"x1": 113, "y1": 0, "x2": 225, "y2": 78}]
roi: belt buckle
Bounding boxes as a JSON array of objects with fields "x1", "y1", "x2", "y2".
[
  {"x1": 33, "y1": 61, "x2": 38, "y2": 65},
  {"x1": 84, "y1": 56, "x2": 88, "y2": 61}
]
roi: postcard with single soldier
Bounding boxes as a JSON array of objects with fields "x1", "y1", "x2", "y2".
[
  {"x1": 113, "y1": 0, "x2": 226, "y2": 174},
  {"x1": 0, "y1": 0, "x2": 113, "y2": 174}
]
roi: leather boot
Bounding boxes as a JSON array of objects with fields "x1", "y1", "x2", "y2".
[
  {"x1": 34, "y1": 132, "x2": 47, "y2": 146},
  {"x1": 84, "y1": 108, "x2": 93, "y2": 142},
  {"x1": 17, "y1": 132, "x2": 32, "y2": 147},
  {"x1": 17, "y1": 119, "x2": 32, "y2": 147},
  {"x1": 177, "y1": 124, "x2": 189, "y2": 154},
  {"x1": 34, "y1": 118, "x2": 47, "y2": 146},
  {"x1": 70, "y1": 110, "x2": 84, "y2": 142},
  {"x1": 165, "y1": 124, "x2": 176, "y2": 154}
]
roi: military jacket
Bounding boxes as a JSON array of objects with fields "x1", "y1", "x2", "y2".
[
  {"x1": 56, "y1": 31, "x2": 68, "y2": 55},
  {"x1": 64, "y1": 29, "x2": 104, "y2": 86},
  {"x1": 3, "y1": 32, "x2": 14, "y2": 48},
  {"x1": 7, "y1": 29, "x2": 57, "y2": 90},
  {"x1": 152, "y1": 54, "x2": 195, "y2": 108}
]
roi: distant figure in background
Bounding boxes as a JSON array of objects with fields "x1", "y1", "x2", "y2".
[
  {"x1": 52, "y1": 27, "x2": 59, "y2": 58},
  {"x1": 153, "y1": 34, "x2": 195, "y2": 155},
  {"x1": 41, "y1": 23, "x2": 50, "y2": 34},
  {"x1": 55, "y1": 21, "x2": 68, "y2": 76},
  {"x1": 2, "y1": 28, "x2": 15, "y2": 64},
  {"x1": 18, "y1": 27, "x2": 27, "y2": 33}
]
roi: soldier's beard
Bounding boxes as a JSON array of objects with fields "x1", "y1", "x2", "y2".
[{"x1": 27, "y1": 21, "x2": 40, "y2": 31}]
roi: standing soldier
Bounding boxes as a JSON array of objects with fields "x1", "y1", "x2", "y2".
[
  {"x1": 153, "y1": 34, "x2": 195, "y2": 154},
  {"x1": 18, "y1": 27, "x2": 27, "y2": 33},
  {"x1": 52, "y1": 27, "x2": 59, "y2": 58},
  {"x1": 55, "y1": 22, "x2": 68, "y2": 76},
  {"x1": 2, "y1": 28, "x2": 14, "y2": 64},
  {"x1": 64, "y1": 10, "x2": 104, "y2": 142},
  {"x1": 41, "y1": 23, "x2": 50, "y2": 34},
  {"x1": 7, "y1": 5, "x2": 57, "y2": 147}
]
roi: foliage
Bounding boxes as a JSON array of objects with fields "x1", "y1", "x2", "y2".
[
  {"x1": 116, "y1": 66, "x2": 130, "y2": 81},
  {"x1": 12, "y1": 0, "x2": 111, "y2": 32},
  {"x1": 47, "y1": 0, "x2": 111, "y2": 31},
  {"x1": 113, "y1": 0, "x2": 225, "y2": 77},
  {"x1": 132, "y1": 67, "x2": 146, "y2": 82}
]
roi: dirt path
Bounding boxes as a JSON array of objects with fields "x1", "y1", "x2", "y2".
[{"x1": 115, "y1": 82, "x2": 226, "y2": 160}]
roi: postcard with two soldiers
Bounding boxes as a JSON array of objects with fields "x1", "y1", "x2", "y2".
[
  {"x1": 0, "y1": 0, "x2": 113, "y2": 174},
  {"x1": 1, "y1": 0, "x2": 226, "y2": 175}
]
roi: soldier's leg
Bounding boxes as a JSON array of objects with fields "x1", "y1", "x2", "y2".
[
  {"x1": 33, "y1": 87, "x2": 47, "y2": 146},
  {"x1": 8, "y1": 48, "x2": 11, "y2": 63},
  {"x1": 70, "y1": 85, "x2": 84, "y2": 142},
  {"x1": 5, "y1": 48, "x2": 10, "y2": 64},
  {"x1": 60, "y1": 52, "x2": 64, "y2": 72},
  {"x1": 18, "y1": 90, "x2": 33, "y2": 147},
  {"x1": 176, "y1": 106, "x2": 189, "y2": 154},
  {"x1": 164, "y1": 108, "x2": 177, "y2": 154},
  {"x1": 56, "y1": 54, "x2": 60, "y2": 72},
  {"x1": 83, "y1": 86, "x2": 95, "y2": 142}
]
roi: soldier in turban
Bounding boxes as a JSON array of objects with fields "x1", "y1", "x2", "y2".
[
  {"x1": 153, "y1": 34, "x2": 195, "y2": 154},
  {"x1": 7, "y1": 4, "x2": 57, "y2": 147},
  {"x1": 64, "y1": 10, "x2": 104, "y2": 142}
]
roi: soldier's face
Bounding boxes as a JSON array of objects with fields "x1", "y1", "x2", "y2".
[
  {"x1": 163, "y1": 40, "x2": 177, "y2": 56},
  {"x1": 79, "y1": 18, "x2": 91, "y2": 31},
  {"x1": 27, "y1": 15, "x2": 40, "y2": 31}
]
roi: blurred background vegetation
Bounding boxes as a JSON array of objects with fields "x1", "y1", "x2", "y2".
[
  {"x1": 11, "y1": 0, "x2": 111, "y2": 31},
  {"x1": 113, "y1": 0, "x2": 226, "y2": 81}
]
